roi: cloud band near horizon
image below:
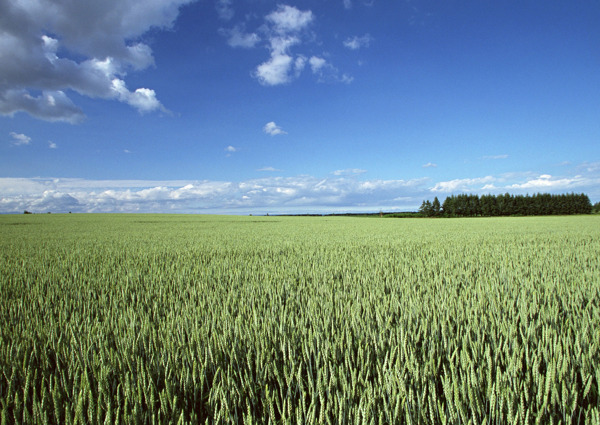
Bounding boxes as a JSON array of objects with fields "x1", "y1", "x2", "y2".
[{"x1": 1, "y1": 168, "x2": 598, "y2": 214}]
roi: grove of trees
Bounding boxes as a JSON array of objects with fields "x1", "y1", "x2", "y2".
[{"x1": 419, "y1": 193, "x2": 593, "y2": 217}]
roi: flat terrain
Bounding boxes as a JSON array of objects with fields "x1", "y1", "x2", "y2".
[{"x1": 1, "y1": 214, "x2": 599, "y2": 424}]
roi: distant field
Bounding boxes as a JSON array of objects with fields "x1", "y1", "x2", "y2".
[{"x1": 1, "y1": 214, "x2": 599, "y2": 424}]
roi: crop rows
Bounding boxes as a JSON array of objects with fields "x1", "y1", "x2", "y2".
[{"x1": 1, "y1": 214, "x2": 599, "y2": 424}]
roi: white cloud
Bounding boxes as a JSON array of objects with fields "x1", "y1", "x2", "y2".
[
  {"x1": 0, "y1": 0, "x2": 192, "y2": 122},
  {"x1": 110, "y1": 79, "x2": 164, "y2": 114},
  {"x1": 255, "y1": 54, "x2": 295, "y2": 86},
  {"x1": 265, "y1": 5, "x2": 313, "y2": 34},
  {"x1": 0, "y1": 176, "x2": 429, "y2": 214},
  {"x1": 225, "y1": 145, "x2": 237, "y2": 156},
  {"x1": 9, "y1": 132, "x2": 31, "y2": 146},
  {"x1": 482, "y1": 154, "x2": 509, "y2": 160},
  {"x1": 427, "y1": 166, "x2": 600, "y2": 200},
  {"x1": 251, "y1": 5, "x2": 345, "y2": 86},
  {"x1": 422, "y1": 162, "x2": 437, "y2": 168},
  {"x1": 48, "y1": 141, "x2": 57, "y2": 149},
  {"x1": 1, "y1": 90, "x2": 85, "y2": 124},
  {"x1": 431, "y1": 176, "x2": 495, "y2": 192},
  {"x1": 263, "y1": 122, "x2": 287, "y2": 136},
  {"x1": 332, "y1": 168, "x2": 367, "y2": 176},
  {"x1": 221, "y1": 4, "x2": 349, "y2": 86},
  {"x1": 220, "y1": 25, "x2": 261, "y2": 48},
  {"x1": 252, "y1": 6, "x2": 313, "y2": 86},
  {"x1": 3, "y1": 164, "x2": 599, "y2": 214},
  {"x1": 309, "y1": 56, "x2": 327, "y2": 73},
  {"x1": 308, "y1": 56, "x2": 352, "y2": 84},
  {"x1": 340, "y1": 74, "x2": 354, "y2": 84},
  {"x1": 508, "y1": 174, "x2": 588, "y2": 190},
  {"x1": 578, "y1": 161, "x2": 600, "y2": 173},
  {"x1": 343, "y1": 34, "x2": 373, "y2": 50},
  {"x1": 258, "y1": 166, "x2": 282, "y2": 172},
  {"x1": 343, "y1": 0, "x2": 353, "y2": 9},
  {"x1": 216, "y1": 0, "x2": 234, "y2": 20}
]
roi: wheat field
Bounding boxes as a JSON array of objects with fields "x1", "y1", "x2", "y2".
[{"x1": 1, "y1": 214, "x2": 599, "y2": 424}]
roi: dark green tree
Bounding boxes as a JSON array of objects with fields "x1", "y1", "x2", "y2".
[
  {"x1": 432, "y1": 197, "x2": 441, "y2": 217},
  {"x1": 419, "y1": 200, "x2": 433, "y2": 217}
]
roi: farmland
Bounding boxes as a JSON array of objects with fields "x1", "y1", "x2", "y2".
[{"x1": 1, "y1": 214, "x2": 599, "y2": 424}]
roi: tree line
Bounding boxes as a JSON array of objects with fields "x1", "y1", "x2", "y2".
[{"x1": 419, "y1": 193, "x2": 593, "y2": 217}]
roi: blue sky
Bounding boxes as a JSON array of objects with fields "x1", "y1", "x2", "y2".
[{"x1": 1, "y1": 0, "x2": 599, "y2": 214}]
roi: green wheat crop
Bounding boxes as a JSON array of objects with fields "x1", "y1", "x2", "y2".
[{"x1": 1, "y1": 214, "x2": 599, "y2": 424}]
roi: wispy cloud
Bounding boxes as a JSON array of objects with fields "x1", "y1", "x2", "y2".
[
  {"x1": 257, "y1": 166, "x2": 282, "y2": 172},
  {"x1": 225, "y1": 145, "x2": 237, "y2": 157},
  {"x1": 307, "y1": 56, "x2": 353, "y2": 83},
  {"x1": 215, "y1": 0, "x2": 234, "y2": 20},
  {"x1": 578, "y1": 161, "x2": 600, "y2": 173},
  {"x1": 263, "y1": 122, "x2": 287, "y2": 136},
  {"x1": 482, "y1": 154, "x2": 509, "y2": 160},
  {"x1": 422, "y1": 162, "x2": 437, "y2": 168},
  {"x1": 343, "y1": 34, "x2": 373, "y2": 50},
  {"x1": 48, "y1": 141, "x2": 57, "y2": 149},
  {"x1": 9, "y1": 132, "x2": 31, "y2": 146},
  {"x1": 332, "y1": 168, "x2": 367, "y2": 176},
  {"x1": 220, "y1": 25, "x2": 261, "y2": 48}
]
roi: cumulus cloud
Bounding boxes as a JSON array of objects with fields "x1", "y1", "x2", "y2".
[
  {"x1": 219, "y1": 4, "x2": 350, "y2": 85},
  {"x1": 256, "y1": 55, "x2": 296, "y2": 85},
  {"x1": 1, "y1": 90, "x2": 85, "y2": 124},
  {"x1": 343, "y1": 34, "x2": 373, "y2": 50},
  {"x1": 252, "y1": 5, "x2": 314, "y2": 86},
  {"x1": 3, "y1": 165, "x2": 599, "y2": 214},
  {"x1": 48, "y1": 141, "x2": 57, "y2": 149},
  {"x1": 265, "y1": 5, "x2": 313, "y2": 34},
  {"x1": 431, "y1": 176, "x2": 495, "y2": 193},
  {"x1": 0, "y1": 176, "x2": 429, "y2": 214},
  {"x1": 507, "y1": 174, "x2": 588, "y2": 190},
  {"x1": 9, "y1": 132, "x2": 31, "y2": 146},
  {"x1": 427, "y1": 166, "x2": 600, "y2": 200},
  {"x1": 263, "y1": 122, "x2": 287, "y2": 136},
  {"x1": 0, "y1": 0, "x2": 191, "y2": 122}
]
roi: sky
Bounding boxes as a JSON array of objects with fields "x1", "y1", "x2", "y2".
[{"x1": 1, "y1": 0, "x2": 599, "y2": 214}]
